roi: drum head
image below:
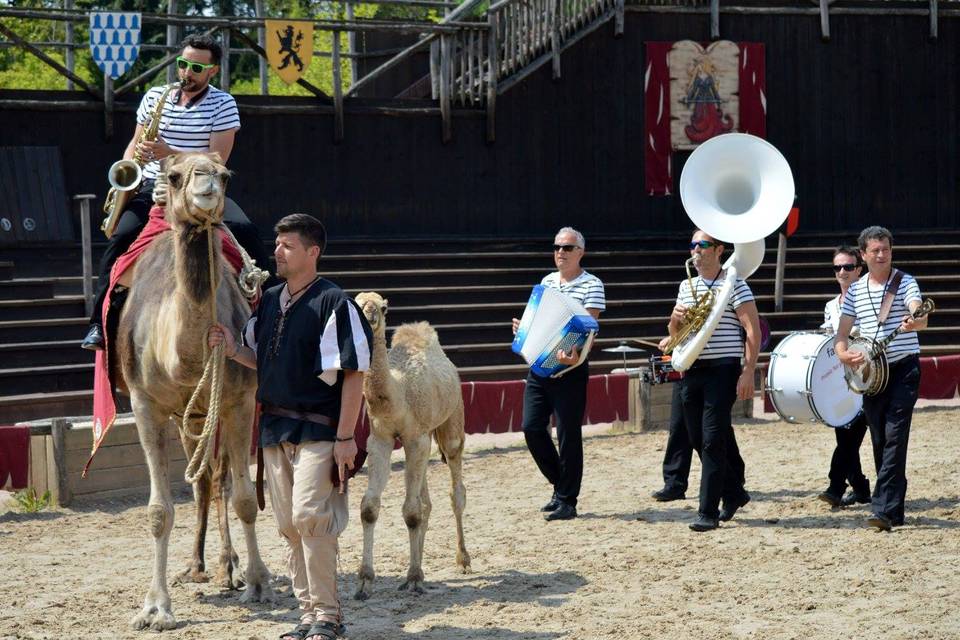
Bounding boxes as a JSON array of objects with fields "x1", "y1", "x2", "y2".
[{"x1": 807, "y1": 339, "x2": 863, "y2": 427}]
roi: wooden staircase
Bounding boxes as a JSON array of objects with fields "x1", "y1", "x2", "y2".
[{"x1": 1, "y1": 233, "x2": 959, "y2": 423}]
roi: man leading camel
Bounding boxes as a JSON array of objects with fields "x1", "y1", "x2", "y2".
[
  {"x1": 210, "y1": 214, "x2": 372, "y2": 640},
  {"x1": 83, "y1": 33, "x2": 270, "y2": 350}
]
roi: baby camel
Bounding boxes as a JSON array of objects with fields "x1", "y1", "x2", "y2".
[{"x1": 353, "y1": 292, "x2": 471, "y2": 600}]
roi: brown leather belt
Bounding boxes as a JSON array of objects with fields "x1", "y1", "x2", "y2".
[{"x1": 261, "y1": 404, "x2": 332, "y2": 426}]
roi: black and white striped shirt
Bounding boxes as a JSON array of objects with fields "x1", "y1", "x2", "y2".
[
  {"x1": 541, "y1": 270, "x2": 606, "y2": 311},
  {"x1": 136, "y1": 85, "x2": 241, "y2": 180},
  {"x1": 676, "y1": 271, "x2": 754, "y2": 360},
  {"x1": 841, "y1": 271, "x2": 922, "y2": 363}
]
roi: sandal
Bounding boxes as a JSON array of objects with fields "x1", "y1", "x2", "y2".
[
  {"x1": 305, "y1": 620, "x2": 346, "y2": 640},
  {"x1": 279, "y1": 623, "x2": 313, "y2": 640}
]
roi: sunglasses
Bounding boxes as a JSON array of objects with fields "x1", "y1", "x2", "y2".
[
  {"x1": 689, "y1": 240, "x2": 717, "y2": 250},
  {"x1": 833, "y1": 264, "x2": 858, "y2": 272},
  {"x1": 176, "y1": 56, "x2": 216, "y2": 74},
  {"x1": 553, "y1": 244, "x2": 581, "y2": 252}
]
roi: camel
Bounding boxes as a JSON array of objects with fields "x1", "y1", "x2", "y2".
[
  {"x1": 353, "y1": 291, "x2": 471, "y2": 600},
  {"x1": 113, "y1": 152, "x2": 273, "y2": 630}
]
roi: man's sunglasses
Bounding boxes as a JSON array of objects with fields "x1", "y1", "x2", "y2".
[
  {"x1": 833, "y1": 264, "x2": 859, "y2": 272},
  {"x1": 553, "y1": 244, "x2": 581, "y2": 252},
  {"x1": 176, "y1": 56, "x2": 216, "y2": 74},
  {"x1": 688, "y1": 240, "x2": 717, "y2": 250}
]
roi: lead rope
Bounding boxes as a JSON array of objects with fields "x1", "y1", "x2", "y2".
[{"x1": 182, "y1": 220, "x2": 226, "y2": 483}]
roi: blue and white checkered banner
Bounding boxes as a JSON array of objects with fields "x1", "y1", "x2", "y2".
[{"x1": 89, "y1": 12, "x2": 141, "y2": 79}]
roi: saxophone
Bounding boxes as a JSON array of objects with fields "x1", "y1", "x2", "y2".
[{"x1": 101, "y1": 82, "x2": 179, "y2": 238}]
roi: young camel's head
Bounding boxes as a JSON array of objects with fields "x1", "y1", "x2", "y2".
[{"x1": 355, "y1": 291, "x2": 388, "y2": 334}]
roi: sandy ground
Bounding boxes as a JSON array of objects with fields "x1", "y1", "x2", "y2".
[{"x1": 2, "y1": 406, "x2": 960, "y2": 640}]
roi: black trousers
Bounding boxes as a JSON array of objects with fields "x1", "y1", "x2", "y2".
[
  {"x1": 679, "y1": 360, "x2": 747, "y2": 519},
  {"x1": 89, "y1": 183, "x2": 271, "y2": 326},
  {"x1": 661, "y1": 383, "x2": 693, "y2": 493},
  {"x1": 862, "y1": 355, "x2": 921, "y2": 523},
  {"x1": 522, "y1": 363, "x2": 589, "y2": 508},
  {"x1": 825, "y1": 412, "x2": 870, "y2": 498}
]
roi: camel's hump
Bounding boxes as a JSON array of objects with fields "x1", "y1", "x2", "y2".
[{"x1": 390, "y1": 321, "x2": 440, "y2": 350}]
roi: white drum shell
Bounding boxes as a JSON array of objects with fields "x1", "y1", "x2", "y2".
[{"x1": 767, "y1": 331, "x2": 863, "y2": 428}]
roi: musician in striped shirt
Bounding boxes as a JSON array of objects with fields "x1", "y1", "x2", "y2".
[
  {"x1": 669, "y1": 230, "x2": 760, "y2": 532},
  {"x1": 512, "y1": 227, "x2": 605, "y2": 522},
  {"x1": 835, "y1": 226, "x2": 928, "y2": 531},
  {"x1": 82, "y1": 34, "x2": 269, "y2": 351}
]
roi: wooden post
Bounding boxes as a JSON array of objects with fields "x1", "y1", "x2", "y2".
[
  {"x1": 486, "y1": 12, "x2": 498, "y2": 143},
  {"x1": 930, "y1": 0, "x2": 939, "y2": 39},
  {"x1": 167, "y1": 0, "x2": 179, "y2": 85},
  {"x1": 64, "y1": 0, "x2": 75, "y2": 90},
  {"x1": 637, "y1": 377, "x2": 652, "y2": 431},
  {"x1": 50, "y1": 419, "x2": 73, "y2": 507},
  {"x1": 551, "y1": 0, "x2": 562, "y2": 80},
  {"x1": 332, "y1": 31, "x2": 344, "y2": 143},
  {"x1": 774, "y1": 232, "x2": 787, "y2": 312},
  {"x1": 819, "y1": 0, "x2": 831, "y2": 41},
  {"x1": 439, "y1": 34, "x2": 452, "y2": 143},
  {"x1": 256, "y1": 0, "x2": 268, "y2": 94},
  {"x1": 614, "y1": 0, "x2": 624, "y2": 37},
  {"x1": 221, "y1": 27, "x2": 231, "y2": 92},
  {"x1": 710, "y1": 0, "x2": 720, "y2": 39},
  {"x1": 103, "y1": 74, "x2": 114, "y2": 141},
  {"x1": 430, "y1": 41, "x2": 440, "y2": 100},
  {"x1": 346, "y1": 1, "x2": 359, "y2": 85},
  {"x1": 75, "y1": 194, "x2": 97, "y2": 318}
]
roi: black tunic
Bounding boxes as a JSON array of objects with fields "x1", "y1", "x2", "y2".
[{"x1": 245, "y1": 278, "x2": 373, "y2": 447}]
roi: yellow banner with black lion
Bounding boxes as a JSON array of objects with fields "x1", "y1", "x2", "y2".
[{"x1": 265, "y1": 19, "x2": 313, "y2": 84}]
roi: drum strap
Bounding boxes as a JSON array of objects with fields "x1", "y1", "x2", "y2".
[{"x1": 877, "y1": 269, "x2": 904, "y2": 324}]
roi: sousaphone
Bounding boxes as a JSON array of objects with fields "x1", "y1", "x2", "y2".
[{"x1": 669, "y1": 133, "x2": 795, "y2": 372}]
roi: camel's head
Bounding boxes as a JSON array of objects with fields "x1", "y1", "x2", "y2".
[
  {"x1": 163, "y1": 152, "x2": 231, "y2": 226},
  {"x1": 355, "y1": 291, "x2": 388, "y2": 333}
]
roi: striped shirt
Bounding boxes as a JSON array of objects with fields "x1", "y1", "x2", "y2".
[
  {"x1": 841, "y1": 270, "x2": 922, "y2": 363},
  {"x1": 541, "y1": 270, "x2": 606, "y2": 311},
  {"x1": 136, "y1": 85, "x2": 241, "y2": 180},
  {"x1": 822, "y1": 293, "x2": 860, "y2": 335},
  {"x1": 676, "y1": 271, "x2": 754, "y2": 360}
]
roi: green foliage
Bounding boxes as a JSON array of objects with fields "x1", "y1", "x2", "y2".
[
  {"x1": 10, "y1": 487, "x2": 52, "y2": 513},
  {"x1": 0, "y1": 0, "x2": 466, "y2": 93}
]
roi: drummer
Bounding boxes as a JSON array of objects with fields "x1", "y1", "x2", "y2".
[{"x1": 817, "y1": 246, "x2": 871, "y2": 508}]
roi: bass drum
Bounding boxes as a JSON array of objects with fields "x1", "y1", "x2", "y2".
[{"x1": 766, "y1": 331, "x2": 863, "y2": 428}]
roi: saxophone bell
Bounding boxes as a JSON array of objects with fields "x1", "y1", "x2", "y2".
[{"x1": 107, "y1": 159, "x2": 142, "y2": 192}]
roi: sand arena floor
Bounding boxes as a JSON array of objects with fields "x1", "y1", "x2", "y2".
[{"x1": 1, "y1": 406, "x2": 959, "y2": 640}]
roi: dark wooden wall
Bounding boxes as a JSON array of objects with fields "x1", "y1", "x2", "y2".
[{"x1": 1, "y1": 11, "x2": 957, "y2": 241}]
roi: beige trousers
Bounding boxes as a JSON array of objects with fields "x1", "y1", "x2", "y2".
[{"x1": 263, "y1": 440, "x2": 349, "y2": 623}]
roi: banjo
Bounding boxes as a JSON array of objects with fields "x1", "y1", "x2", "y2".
[{"x1": 843, "y1": 298, "x2": 935, "y2": 396}]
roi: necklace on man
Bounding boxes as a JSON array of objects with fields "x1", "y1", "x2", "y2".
[
  {"x1": 282, "y1": 276, "x2": 319, "y2": 312},
  {"x1": 269, "y1": 276, "x2": 319, "y2": 358}
]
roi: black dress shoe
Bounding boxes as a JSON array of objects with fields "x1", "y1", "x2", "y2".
[
  {"x1": 840, "y1": 490, "x2": 871, "y2": 507},
  {"x1": 719, "y1": 491, "x2": 751, "y2": 522},
  {"x1": 540, "y1": 493, "x2": 561, "y2": 512},
  {"x1": 544, "y1": 503, "x2": 577, "y2": 521},
  {"x1": 81, "y1": 324, "x2": 105, "y2": 351},
  {"x1": 866, "y1": 513, "x2": 892, "y2": 531},
  {"x1": 818, "y1": 491, "x2": 843, "y2": 508},
  {"x1": 689, "y1": 515, "x2": 719, "y2": 532},
  {"x1": 651, "y1": 486, "x2": 686, "y2": 502}
]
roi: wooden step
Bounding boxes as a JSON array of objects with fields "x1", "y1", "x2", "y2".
[
  {"x1": 0, "y1": 317, "x2": 88, "y2": 343},
  {"x1": 0, "y1": 296, "x2": 86, "y2": 321},
  {"x1": 0, "y1": 340, "x2": 94, "y2": 367}
]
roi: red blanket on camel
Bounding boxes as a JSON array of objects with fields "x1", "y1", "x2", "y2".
[{"x1": 87, "y1": 205, "x2": 244, "y2": 476}]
